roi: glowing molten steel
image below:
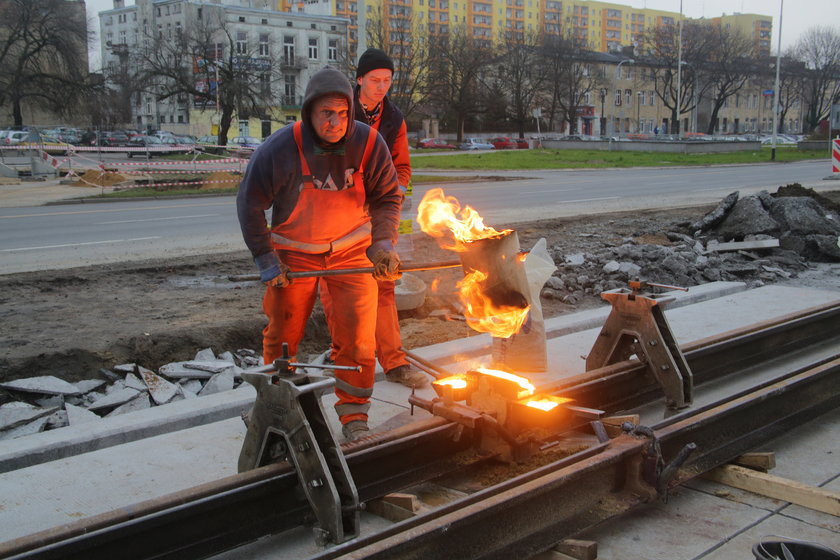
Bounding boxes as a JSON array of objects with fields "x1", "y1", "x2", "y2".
[
  {"x1": 417, "y1": 188, "x2": 511, "y2": 251},
  {"x1": 433, "y1": 375, "x2": 469, "y2": 390},
  {"x1": 526, "y1": 399, "x2": 559, "y2": 412},
  {"x1": 476, "y1": 367, "x2": 535, "y2": 397},
  {"x1": 459, "y1": 270, "x2": 530, "y2": 338}
]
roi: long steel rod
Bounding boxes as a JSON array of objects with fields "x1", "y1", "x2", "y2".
[{"x1": 228, "y1": 259, "x2": 462, "y2": 282}]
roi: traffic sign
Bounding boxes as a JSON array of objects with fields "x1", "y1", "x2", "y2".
[{"x1": 762, "y1": 89, "x2": 774, "y2": 96}]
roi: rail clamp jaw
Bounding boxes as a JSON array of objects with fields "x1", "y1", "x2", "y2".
[
  {"x1": 586, "y1": 284, "x2": 694, "y2": 410},
  {"x1": 238, "y1": 369, "x2": 359, "y2": 545}
]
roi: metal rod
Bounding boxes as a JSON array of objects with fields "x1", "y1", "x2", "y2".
[
  {"x1": 229, "y1": 260, "x2": 462, "y2": 282},
  {"x1": 401, "y1": 347, "x2": 452, "y2": 379}
]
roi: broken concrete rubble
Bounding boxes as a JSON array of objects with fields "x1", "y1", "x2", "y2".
[{"x1": 0, "y1": 347, "x2": 261, "y2": 440}]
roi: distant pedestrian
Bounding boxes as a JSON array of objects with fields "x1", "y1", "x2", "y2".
[{"x1": 654, "y1": 126, "x2": 659, "y2": 136}]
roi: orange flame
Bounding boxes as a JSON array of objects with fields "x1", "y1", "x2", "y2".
[
  {"x1": 476, "y1": 367, "x2": 536, "y2": 397},
  {"x1": 417, "y1": 188, "x2": 511, "y2": 251},
  {"x1": 458, "y1": 270, "x2": 530, "y2": 338}
]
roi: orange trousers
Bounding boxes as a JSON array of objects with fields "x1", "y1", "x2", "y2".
[
  {"x1": 321, "y1": 278, "x2": 408, "y2": 374},
  {"x1": 262, "y1": 242, "x2": 377, "y2": 424}
]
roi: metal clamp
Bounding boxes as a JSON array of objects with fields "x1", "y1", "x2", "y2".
[
  {"x1": 238, "y1": 344, "x2": 360, "y2": 545},
  {"x1": 586, "y1": 281, "x2": 694, "y2": 410}
]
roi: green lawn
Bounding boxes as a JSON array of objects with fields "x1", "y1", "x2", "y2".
[{"x1": 412, "y1": 146, "x2": 828, "y2": 170}]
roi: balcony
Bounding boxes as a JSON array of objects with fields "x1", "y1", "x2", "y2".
[
  {"x1": 281, "y1": 55, "x2": 307, "y2": 71},
  {"x1": 281, "y1": 95, "x2": 303, "y2": 109}
]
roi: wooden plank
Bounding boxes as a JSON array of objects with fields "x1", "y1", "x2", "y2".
[
  {"x1": 381, "y1": 492, "x2": 420, "y2": 512},
  {"x1": 554, "y1": 538, "x2": 598, "y2": 560},
  {"x1": 364, "y1": 498, "x2": 417, "y2": 523},
  {"x1": 732, "y1": 452, "x2": 776, "y2": 472},
  {"x1": 704, "y1": 464, "x2": 840, "y2": 516}
]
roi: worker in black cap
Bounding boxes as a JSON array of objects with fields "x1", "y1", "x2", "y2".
[{"x1": 322, "y1": 48, "x2": 427, "y2": 389}]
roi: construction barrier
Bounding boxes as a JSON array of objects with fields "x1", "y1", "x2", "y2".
[{"x1": 833, "y1": 138, "x2": 839, "y2": 173}]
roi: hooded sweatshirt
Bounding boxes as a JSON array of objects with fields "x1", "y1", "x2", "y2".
[{"x1": 237, "y1": 67, "x2": 402, "y2": 272}]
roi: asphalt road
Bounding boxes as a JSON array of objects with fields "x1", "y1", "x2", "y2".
[{"x1": 0, "y1": 160, "x2": 835, "y2": 274}]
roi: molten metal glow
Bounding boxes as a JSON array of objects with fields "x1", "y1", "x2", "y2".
[
  {"x1": 523, "y1": 395, "x2": 573, "y2": 412},
  {"x1": 433, "y1": 375, "x2": 469, "y2": 390},
  {"x1": 458, "y1": 270, "x2": 530, "y2": 338},
  {"x1": 417, "y1": 188, "x2": 511, "y2": 251},
  {"x1": 476, "y1": 367, "x2": 535, "y2": 396}
]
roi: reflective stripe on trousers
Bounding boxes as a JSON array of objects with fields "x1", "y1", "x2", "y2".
[{"x1": 262, "y1": 241, "x2": 377, "y2": 424}]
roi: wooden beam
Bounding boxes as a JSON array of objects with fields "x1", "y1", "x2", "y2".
[
  {"x1": 554, "y1": 538, "x2": 598, "y2": 560},
  {"x1": 704, "y1": 464, "x2": 840, "y2": 516},
  {"x1": 732, "y1": 452, "x2": 776, "y2": 473}
]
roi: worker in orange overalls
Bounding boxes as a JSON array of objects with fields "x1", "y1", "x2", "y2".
[
  {"x1": 322, "y1": 48, "x2": 427, "y2": 388},
  {"x1": 237, "y1": 67, "x2": 403, "y2": 442}
]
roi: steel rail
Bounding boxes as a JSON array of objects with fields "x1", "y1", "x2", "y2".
[
  {"x1": 3, "y1": 301, "x2": 839, "y2": 560},
  {"x1": 314, "y1": 357, "x2": 840, "y2": 560}
]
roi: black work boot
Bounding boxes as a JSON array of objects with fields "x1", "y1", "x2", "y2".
[{"x1": 341, "y1": 420, "x2": 370, "y2": 442}]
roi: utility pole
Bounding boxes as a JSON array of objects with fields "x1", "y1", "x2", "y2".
[{"x1": 771, "y1": 0, "x2": 784, "y2": 161}]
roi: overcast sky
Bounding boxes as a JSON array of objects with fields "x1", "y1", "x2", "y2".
[{"x1": 84, "y1": 0, "x2": 838, "y2": 71}]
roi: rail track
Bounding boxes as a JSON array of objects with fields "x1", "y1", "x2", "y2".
[{"x1": 3, "y1": 301, "x2": 839, "y2": 560}]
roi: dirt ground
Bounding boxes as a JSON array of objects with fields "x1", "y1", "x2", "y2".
[{"x1": 2, "y1": 194, "x2": 839, "y2": 389}]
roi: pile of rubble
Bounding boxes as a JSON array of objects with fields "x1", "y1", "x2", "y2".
[
  {"x1": 0, "y1": 347, "x2": 260, "y2": 440},
  {"x1": 541, "y1": 185, "x2": 840, "y2": 304}
]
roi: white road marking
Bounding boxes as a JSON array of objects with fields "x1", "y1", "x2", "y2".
[
  {"x1": 96, "y1": 214, "x2": 218, "y2": 225},
  {"x1": 1, "y1": 237, "x2": 160, "y2": 252}
]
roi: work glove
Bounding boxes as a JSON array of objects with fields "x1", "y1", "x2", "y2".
[
  {"x1": 367, "y1": 241, "x2": 402, "y2": 282},
  {"x1": 255, "y1": 251, "x2": 291, "y2": 288}
]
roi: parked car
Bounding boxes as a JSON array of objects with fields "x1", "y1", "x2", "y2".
[
  {"x1": 416, "y1": 138, "x2": 456, "y2": 150},
  {"x1": 228, "y1": 136, "x2": 262, "y2": 149},
  {"x1": 3, "y1": 130, "x2": 31, "y2": 145},
  {"x1": 459, "y1": 138, "x2": 495, "y2": 150},
  {"x1": 127, "y1": 135, "x2": 169, "y2": 157},
  {"x1": 515, "y1": 137, "x2": 530, "y2": 149},
  {"x1": 197, "y1": 135, "x2": 218, "y2": 145},
  {"x1": 97, "y1": 131, "x2": 130, "y2": 147},
  {"x1": 489, "y1": 137, "x2": 518, "y2": 149}
]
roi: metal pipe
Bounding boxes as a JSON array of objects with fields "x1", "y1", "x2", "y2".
[
  {"x1": 229, "y1": 259, "x2": 462, "y2": 282},
  {"x1": 401, "y1": 347, "x2": 452, "y2": 379}
]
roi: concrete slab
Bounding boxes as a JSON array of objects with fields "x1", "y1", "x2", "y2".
[
  {"x1": 0, "y1": 376, "x2": 81, "y2": 396},
  {"x1": 137, "y1": 366, "x2": 179, "y2": 405},
  {"x1": 87, "y1": 387, "x2": 142, "y2": 411},
  {"x1": 65, "y1": 403, "x2": 101, "y2": 426},
  {"x1": 198, "y1": 372, "x2": 235, "y2": 396},
  {"x1": 106, "y1": 394, "x2": 152, "y2": 416},
  {"x1": 0, "y1": 403, "x2": 56, "y2": 431}
]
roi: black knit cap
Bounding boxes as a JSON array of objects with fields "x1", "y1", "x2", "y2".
[{"x1": 355, "y1": 48, "x2": 394, "y2": 79}]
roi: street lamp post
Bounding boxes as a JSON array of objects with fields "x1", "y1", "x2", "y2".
[
  {"x1": 676, "y1": 0, "x2": 684, "y2": 135},
  {"x1": 680, "y1": 60, "x2": 697, "y2": 133},
  {"x1": 599, "y1": 88, "x2": 607, "y2": 137},
  {"x1": 771, "y1": 0, "x2": 784, "y2": 161},
  {"x1": 614, "y1": 58, "x2": 635, "y2": 136}
]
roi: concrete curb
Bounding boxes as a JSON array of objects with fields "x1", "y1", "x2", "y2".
[{"x1": 0, "y1": 281, "x2": 746, "y2": 473}]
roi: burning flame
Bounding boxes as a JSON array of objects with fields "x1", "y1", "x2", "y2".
[
  {"x1": 458, "y1": 270, "x2": 530, "y2": 338},
  {"x1": 523, "y1": 396, "x2": 573, "y2": 412},
  {"x1": 433, "y1": 375, "x2": 469, "y2": 390},
  {"x1": 417, "y1": 188, "x2": 511, "y2": 251},
  {"x1": 476, "y1": 367, "x2": 535, "y2": 397}
]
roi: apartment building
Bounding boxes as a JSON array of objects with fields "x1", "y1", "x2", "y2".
[
  {"x1": 99, "y1": 0, "x2": 348, "y2": 137},
  {"x1": 293, "y1": 0, "x2": 770, "y2": 61}
]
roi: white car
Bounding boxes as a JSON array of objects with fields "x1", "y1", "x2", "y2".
[{"x1": 459, "y1": 138, "x2": 495, "y2": 150}]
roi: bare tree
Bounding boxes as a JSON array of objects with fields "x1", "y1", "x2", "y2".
[
  {"x1": 640, "y1": 21, "x2": 713, "y2": 134},
  {"x1": 700, "y1": 26, "x2": 755, "y2": 134},
  {"x1": 793, "y1": 26, "x2": 840, "y2": 133},
  {"x1": 493, "y1": 31, "x2": 546, "y2": 138},
  {"x1": 425, "y1": 24, "x2": 493, "y2": 141},
  {"x1": 0, "y1": 0, "x2": 91, "y2": 127},
  {"x1": 540, "y1": 36, "x2": 602, "y2": 135},
  {"x1": 133, "y1": 10, "x2": 282, "y2": 144},
  {"x1": 774, "y1": 55, "x2": 807, "y2": 133},
  {"x1": 364, "y1": 6, "x2": 430, "y2": 120}
]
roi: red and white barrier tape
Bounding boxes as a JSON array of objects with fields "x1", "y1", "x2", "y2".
[
  {"x1": 119, "y1": 177, "x2": 241, "y2": 188},
  {"x1": 116, "y1": 168, "x2": 242, "y2": 175},
  {"x1": 107, "y1": 157, "x2": 247, "y2": 167}
]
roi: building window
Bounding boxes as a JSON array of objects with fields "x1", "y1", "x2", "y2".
[
  {"x1": 284, "y1": 74, "x2": 297, "y2": 105},
  {"x1": 284, "y1": 35, "x2": 295, "y2": 63},
  {"x1": 647, "y1": 91, "x2": 654, "y2": 106},
  {"x1": 259, "y1": 33, "x2": 269, "y2": 56},
  {"x1": 328, "y1": 38, "x2": 338, "y2": 61},
  {"x1": 260, "y1": 73, "x2": 271, "y2": 97},
  {"x1": 236, "y1": 31, "x2": 247, "y2": 54},
  {"x1": 625, "y1": 89, "x2": 632, "y2": 105},
  {"x1": 614, "y1": 89, "x2": 621, "y2": 106},
  {"x1": 308, "y1": 37, "x2": 318, "y2": 59}
]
